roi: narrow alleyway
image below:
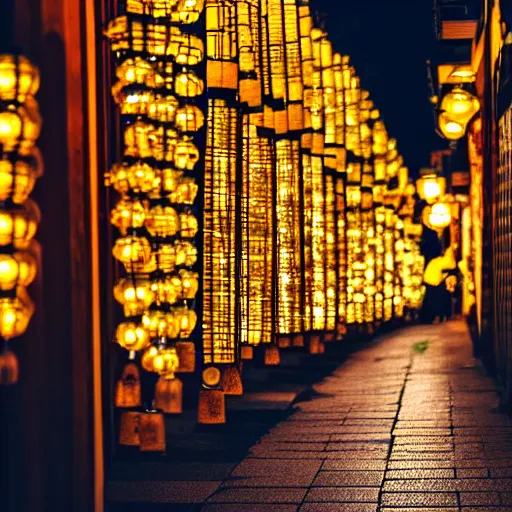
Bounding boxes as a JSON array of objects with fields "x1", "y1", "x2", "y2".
[
  {"x1": 108, "y1": 320, "x2": 512, "y2": 511},
  {"x1": 201, "y1": 320, "x2": 512, "y2": 511}
]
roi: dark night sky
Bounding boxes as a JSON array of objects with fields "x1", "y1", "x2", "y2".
[{"x1": 314, "y1": 0, "x2": 442, "y2": 177}]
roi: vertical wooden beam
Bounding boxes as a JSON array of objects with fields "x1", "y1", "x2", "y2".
[{"x1": 2, "y1": 0, "x2": 99, "y2": 511}]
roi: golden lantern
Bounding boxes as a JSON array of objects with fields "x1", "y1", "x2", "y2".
[
  {"x1": 113, "y1": 278, "x2": 155, "y2": 317},
  {"x1": 179, "y1": 270, "x2": 199, "y2": 299},
  {"x1": 437, "y1": 114, "x2": 465, "y2": 140},
  {"x1": 0, "y1": 287, "x2": 35, "y2": 340},
  {"x1": 112, "y1": 236, "x2": 152, "y2": 268},
  {"x1": 150, "y1": 275, "x2": 182, "y2": 305},
  {"x1": 0, "y1": 55, "x2": 40, "y2": 103},
  {"x1": 152, "y1": 346, "x2": 180, "y2": 379},
  {"x1": 141, "y1": 345, "x2": 159, "y2": 372},
  {"x1": 416, "y1": 174, "x2": 446, "y2": 204},
  {"x1": 437, "y1": 87, "x2": 480, "y2": 140},
  {"x1": 0, "y1": 98, "x2": 42, "y2": 155},
  {"x1": 115, "y1": 57, "x2": 155, "y2": 85},
  {"x1": 145, "y1": 205, "x2": 180, "y2": 238},
  {"x1": 429, "y1": 202, "x2": 452, "y2": 231},
  {"x1": 142, "y1": 310, "x2": 180, "y2": 339},
  {"x1": 175, "y1": 105, "x2": 205, "y2": 132},
  {"x1": 179, "y1": 211, "x2": 198, "y2": 238},
  {"x1": 147, "y1": 94, "x2": 180, "y2": 123},
  {"x1": 441, "y1": 87, "x2": 480, "y2": 120},
  {"x1": 108, "y1": 162, "x2": 157, "y2": 194},
  {"x1": 0, "y1": 152, "x2": 42, "y2": 204},
  {"x1": 174, "y1": 137, "x2": 200, "y2": 170},
  {"x1": 154, "y1": 243, "x2": 176, "y2": 273},
  {"x1": 177, "y1": 307, "x2": 196, "y2": 338},
  {"x1": 115, "y1": 322, "x2": 150, "y2": 352},
  {"x1": 115, "y1": 90, "x2": 154, "y2": 116},
  {"x1": 174, "y1": 240, "x2": 197, "y2": 266},
  {"x1": 0, "y1": 200, "x2": 40, "y2": 248},
  {"x1": 169, "y1": 178, "x2": 198, "y2": 204},
  {"x1": 0, "y1": 251, "x2": 37, "y2": 291},
  {"x1": 175, "y1": 71, "x2": 204, "y2": 97},
  {"x1": 157, "y1": 168, "x2": 182, "y2": 195},
  {"x1": 110, "y1": 198, "x2": 147, "y2": 234}
]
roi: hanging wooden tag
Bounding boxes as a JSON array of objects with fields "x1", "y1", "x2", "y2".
[
  {"x1": 139, "y1": 411, "x2": 166, "y2": 452},
  {"x1": 309, "y1": 335, "x2": 321, "y2": 354},
  {"x1": 241, "y1": 345, "x2": 253, "y2": 360},
  {"x1": 119, "y1": 411, "x2": 140, "y2": 447},
  {"x1": 264, "y1": 346, "x2": 280, "y2": 366},
  {"x1": 154, "y1": 377, "x2": 183, "y2": 414},
  {"x1": 197, "y1": 390, "x2": 226, "y2": 424},
  {"x1": 221, "y1": 366, "x2": 243, "y2": 396},
  {"x1": 115, "y1": 362, "x2": 141, "y2": 408},
  {"x1": 278, "y1": 336, "x2": 291, "y2": 349},
  {"x1": 292, "y1": 334, "x2": 305, "y2": 348}
]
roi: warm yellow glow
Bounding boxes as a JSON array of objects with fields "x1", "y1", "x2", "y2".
[
  {"x1": 441, "y1": 87, "x2": 480, "y2": 119},
  {"x1": 0, "y1": 55, "x2": 40, "y2": 102},
  {"x1": 0, "y1": 200, "x2": 40, "y2": 248},
  {"x1": 0, "y1": 154, "x2": 40, "y2": 204},
  {"x1": 152, "y1": 346, "x2": 180, "y2": 379},
  {"x1": 429, "y1": 202, "x2": 452, "y2": 230},
  {"x1": 145, "y1": 205, "x2": 180, "y2": 238},
  {"x1": 438, "y1": 113, "x2": 465, "y2": 140},
  {"x1": 116, "y1": 322, "x2": 150, "y2": 351}
]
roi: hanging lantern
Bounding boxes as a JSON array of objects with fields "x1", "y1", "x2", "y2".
[
  {"x1": 429, "y1": 202, "x2": 452, "y2": 231},
  {"x1": 145, "y1": 205, "x2": 180, "y2": 238},
  {"x1": 113, "y1": 278, "x2": 154, "y2": 317},
  {"x1": 0, "y1": 55, "x2": 40, "y2": 102},
  {"x1": 0, "y1": 152, "x2": 42, "y2": 204},
  {"x1": 115, "y1": 322, "x2": 150, "y2": 352},
  {"x1": 437, "y1": 86, "x2": 480, "y2": 141},
  {"x1": 416, "y1": 174, "x2": 446, "y2": 204},
  {"x1": 175, "y1": 71, "x2": 205, "y2": 97},
  {"x1": 0, "y1": 200, "x2": 40, "y2": 248},
  {"x1": 112, "y1": 236, "x2": 152, "y2": 267},
  {"x1": 0, "y1": 287, "x2": 35, "y2": 340},
  {"x1": 152, "y1": 346, "x2": 180, "y2": 379},
  {"x1": 108, "y1": 162, "x2": 157, "y2": 194},
  {"x1": 110, "y1": 198, "x2": 147, "y2": 234},
  {"x1": 0, "y1": 251, "x2": 37, "y2": 291},
  {"x1": 173, "y1": 137, "x2": 200, "y2": 170}
]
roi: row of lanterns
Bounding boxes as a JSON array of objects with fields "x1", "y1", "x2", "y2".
[
  {"x1": 105, "y1": 0, "x2": 427, "y2": 447},
  {"x1": 106, "y1": 0, "x2": 204, "y2": 447},
  {"x1": 0, "y1": 55, "x2": 42, "y2": 385}
]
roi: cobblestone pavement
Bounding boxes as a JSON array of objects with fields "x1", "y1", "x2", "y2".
[{"x1": 201, "y1": 320, "x2": 512, "y2": 511}]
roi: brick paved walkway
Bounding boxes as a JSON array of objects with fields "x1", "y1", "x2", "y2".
[{"x1": 202, "y1": 320, "x2": 512, "y2": 511}]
